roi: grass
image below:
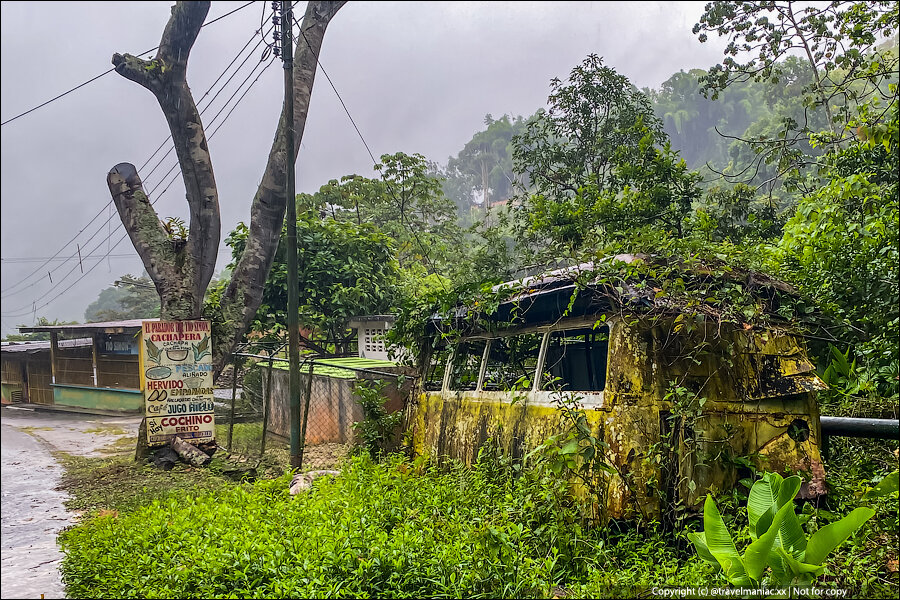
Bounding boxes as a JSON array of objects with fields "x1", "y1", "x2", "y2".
[
  {"x1": 58, "y1": 453, "x2": 236, "y2": 515},
  {"x1": 97, "y1": 434, "x2": 139, "y2": 455},
  {"x1": 59, "y1": 454, "x2": 721, "y2": 598},
  {"x1": 54, "y1": 438, "x2": 898, "y2": 599},
  {"x1": 83, "y1": 425, "x2": 130, "y2": 436}
]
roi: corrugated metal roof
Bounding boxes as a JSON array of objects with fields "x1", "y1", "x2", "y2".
[
  {"x1": 272, "y1": 357, "x2": 398, "y2": 379},
  {"x1": 1, "y1": 338, "x2": 93, "y2": 354},
  {"x1": 18, "y1": 318, "x2": 159, "y2": 334}
]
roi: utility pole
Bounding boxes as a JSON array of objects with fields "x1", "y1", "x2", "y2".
[{"x1": 279, "y1": 0, "x2": 302, "y2": 469}]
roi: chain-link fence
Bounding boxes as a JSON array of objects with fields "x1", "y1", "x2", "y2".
[{"x1": 214, "y1": 344, "x2": 414, "y2": 471}]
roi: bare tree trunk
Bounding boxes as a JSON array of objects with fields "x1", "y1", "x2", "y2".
[
  {"x1": 106, "y1": 1, "x2": 346, "y2": 376},
  {"x1": 107, "y1": 1, "x2": 217, "y2": 320},
  {"x1": 214, "y1": 0, "x2": 345, "y2": 375}
]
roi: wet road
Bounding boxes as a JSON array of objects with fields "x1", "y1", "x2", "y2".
[
  {"x1": 1, "y1": 423, "x2": 72, "y2": 599},
  {"x1": 1, "y1": 407, "x2": 141, "y2": 599}
]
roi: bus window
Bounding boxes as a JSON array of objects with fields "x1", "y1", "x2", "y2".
[
  {"x1": 543, "y1": 326, "x2": 609, "y2": 391},
  {"x1": 448, "y1": 340, "x2": 486, "y2": 391},
  {"x1": 423, "y1": 347, "x2": 450, "y2": 391},
  {"x1": 482, "y1": 332, "x2": 544, "y2": 391}
]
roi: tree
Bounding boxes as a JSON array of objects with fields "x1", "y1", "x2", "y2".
[
  {"x1": 512, "y1": 54, "x2": 701, "y2": 252},
  {"x1": 770, "y1": 98, "x2": 899, "y2": 402},
  {"x1": 84, "y1": 274, "x2": 161, "y2": 322},
  {"x1": 219, "y1": 208, "x2": 400, "y2": 354},
  {"x1": 308, "y1": 152, "x2": 461, "y2": 270},
  {"x1": 105, "y1": 1, "x2": 345, "y2": 375},
  {"x1": 694, "y1": 0, "x2": 899, "y2": 182},
  {"x1": 445, "y1": 114, "x2": 528, "y2": 221},
  {"x1": 692, "y1": 183, "x2": 783, "y2": 243},
  {"x1": 649, "y1": 68, "x2": 769, "y2": 173}
]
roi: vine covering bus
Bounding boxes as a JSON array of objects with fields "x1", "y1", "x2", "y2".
[{"x1": 410, "y1": 256, "x2": 827, "y2": 520}]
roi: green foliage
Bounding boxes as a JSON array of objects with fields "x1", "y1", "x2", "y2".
[
  {"x1": 445, "y1": 114, "x2": 529, "y2": 220},
  {"x1": 689, "y1": 472, "x2": 876, "y2": 587},
  {"x1": 58, "y1": 455, "x2": 701, "y2": 599},
  {"x1": 863, "y1": 470, "x2": 899, "y2": 500},
  {"x1": 694, "y1": 1, "x2": 898, "y2": 120},
  {"x1": 816, "y1": 440, "x2": 899, "y2": 597},
  {"x1": 223, "y1": 208, "x2": 400, "y2": 351},
  {"x1": 351, "y1": 379, "x2": 403, "y2": 457},
  {"x1": 693, "y1": 1, "x2": 899, "y2": 193},
  {"x1": 646, "y1": 384, "x2": 710, "y2": 529},
  {"x1": 161, "y1": 216, "x2": 189, "y2": 242},
  {"x1": 511, "y1": 54, "x2": 701, "y2": 254},
  {"x1": 771, "y1": 98, "x2": 899, "y2": 409},
  {"x1": 538, "y1": 392, "x2": 616, "y2": 521},
  {"x1": 312, "y1": 151, "x2": 462, "y2": 271},
  {"x1": 692, "y1": 183, "x2": 784, "y2": 243},
  {"x1": 649, "y1": 68, "x2": 771, "y2": 176}
]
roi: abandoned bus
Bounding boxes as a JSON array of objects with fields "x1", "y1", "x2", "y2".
[{"x1": 411, "y1": 256, "x2": 827, "y2": 520}]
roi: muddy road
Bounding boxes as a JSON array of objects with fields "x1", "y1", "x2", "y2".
[{"x1": 0, "y1": 407, "x2": 140, "y2": 599}]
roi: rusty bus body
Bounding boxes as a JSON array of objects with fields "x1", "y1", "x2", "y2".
[{"x1": 411, "y1": 261, "x2": 827, "y2": 520}]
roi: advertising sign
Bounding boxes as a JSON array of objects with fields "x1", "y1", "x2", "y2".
[
  {"x1": 140, "y1": 320, "x2": 216, "y2": 446},
  {"x1": 100, "y1": 333, "x2": 139, "y2": 355}
]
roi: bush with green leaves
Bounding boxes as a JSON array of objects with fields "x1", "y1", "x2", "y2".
[
  {"x1": 59, "y1": 452, "x2": 898, "y2": 599},
  {"x1": 59, "y1": 453, "x2": 715, "y2": 599},
  {"x1": 689, "y1": 472, "x2": 879, "y2": 587},
  {"x1": 351, "y1": 378, "x2": 403, "y2": 457}
]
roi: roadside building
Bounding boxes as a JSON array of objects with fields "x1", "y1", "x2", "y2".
[{"x1": 1, "y1": 319, "x2": 155, "y2": 413}]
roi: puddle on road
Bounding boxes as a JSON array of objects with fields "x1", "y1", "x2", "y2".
[
  {"x1": 1, "y1": 409, "x2": 141, "y2": 598},
  {"x1": 1, "y1": 424, "x2": 72, "y2": 599}
]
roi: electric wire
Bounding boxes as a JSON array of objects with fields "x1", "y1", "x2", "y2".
[
  {"x1": 2, "y1": 55, "x2": 277, "y2": 318},
  {"x1": 2, "y1": 35, "x2": 278, "y2": 319},
  {"x1": 0, "y1": 0, "x2": 257, "y2": 127},
  {"x1": 2, "y1": 9, "x2": 276, "y2": 301},
  {"x1": 2, "y1": 255, "x2": 135, "y2": 263}
]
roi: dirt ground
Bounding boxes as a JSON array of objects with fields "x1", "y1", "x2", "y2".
[{"x1": 0, "y1": 406, "x2": 140, "y2": 599}]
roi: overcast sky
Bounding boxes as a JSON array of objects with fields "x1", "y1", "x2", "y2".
[{"x1": 0, "y1": 1, "x2": 729, "y2": 337}]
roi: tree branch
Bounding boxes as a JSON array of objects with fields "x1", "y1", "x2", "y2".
[
  {"x1": 215, "y1": 0, "x2": 346, "y2": 373},
  {"x1": 106, "y1": 163, "x2": 172, "y2": 292},
  {"x1": 108, "y1": 0, "x2": 219, "y2": 317},
  {"x1": 157, "y1": 1, "x2": 208, "y2": 80}
]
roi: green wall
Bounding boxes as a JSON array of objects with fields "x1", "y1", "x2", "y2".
[{"x1": 52, "y1": 384, "x2": 143, "y2": 413}]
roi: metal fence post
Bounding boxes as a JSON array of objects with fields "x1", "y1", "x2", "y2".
[
  {"x1": 260, "y1": 353, "x2": 274, "y2": 458},
  {"x1": 297, "y1": 358, "x2": 315, "y2": 470},
  {"x1": 227, "y1": 356, "x2": 241, "y2": 453}
]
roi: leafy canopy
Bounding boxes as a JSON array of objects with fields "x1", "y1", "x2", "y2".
[{"x1": 511, "y1": 54, "x2": 701, "y2": 253}]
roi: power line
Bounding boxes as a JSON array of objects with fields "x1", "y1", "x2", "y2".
[
  {"x1": 0, "y1": 0, "x2": 258, "y2": 127},
  {"x1": 2, "y1": 8, "x2": 276, "y2": 300},
  {"x1": 1, "y1": 68, "x2": 116, "y2": 127},
  {"x1": 2, "y1": 37, "x2": 278, "y2": 319},
  {"x1": 1, "y1": 254, "x2": 135, "y2": 263},
  {"x1": 295, "y1": 23, "x2": 448, "y2": 292}
]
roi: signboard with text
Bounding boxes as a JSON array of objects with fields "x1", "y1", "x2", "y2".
[
  {"x1": 100, "y1": 333, "x2": 139, "y2": 355},
  {"x1": 140, "y1": 320, "x2": 216, "y2": 446}
]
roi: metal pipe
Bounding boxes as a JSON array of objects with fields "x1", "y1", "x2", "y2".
[{"x1": 820, "y1": 416, "x2": 899, "y2": 439}]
